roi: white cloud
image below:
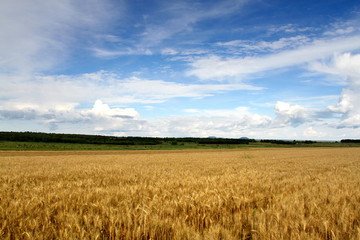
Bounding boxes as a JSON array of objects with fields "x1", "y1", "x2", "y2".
[
  {"x1": 328, "y1": 88, "x2": 355, "y2": 114},
  {"x1": 268, "y1": 24, "x2": 315, "y2": 34},
  {"x1": 324, "y1": 26, "x2": 356, "y2": 36},
  {"x1": 217, "y1": 35, "x2": 311, "y2": 52},
  {"x1": 82, "y1": 100, "x2": 142, "y2": 132},
  {"x1": 187, "y1": 35, "x2": 360, "y2": 80},
  {"x1": 1, "y1": 97, "x2": 357, "y2": 139},
  {"x1": 303, "y1": 127, "x2": 322, "y2": 138},
  {"x1": 0, "y1": 99, "x2": 143, "y2": 132},
  {"x1": 91, "y1": 0, "x2": 249, "y2": 57},
  {"x1": 311, "y1": 53, "x2": 360, "y2": 128},
  {"x1": 0, "y1": 70, "x2": 264, "y2": 133},
  {"x1": 88, "y1": 100, "x2": 139, "y2": 119},
  {"x1": 0, "y1": 0, "x2": 117, "y2": 74},
  {"x1": 323, "y1": 17, "x2": 360, "y2": 36},
  {"x1": 139, "y1": 0, "x2": 248, "y2": 47},
  {"x1": 0, "y1": 71, "x2": 262, "y2": 108},
  {"x1": 0, "y1": 101, "x2": 278, "y2": 138},
  {"x1": 141, "y1": 104, "x2": 352, "y2": 139},
  {"x1": 0, "y1": 101, "x2": 269, "y2": 137},
  {"x1": 144, "y1": 106, "x2": 154, "y2": 111},
  {"x1": 273, "y1": 101, "x2": 309, "y2": 127},
  {"x1": 336, "y1": 115, "x2": 360, "y2": 129},
  {"x1": 309, "y1": 53, "x2": 360, "y2": 82},
  {"x1": 92, "y1": 48, "x2": 153, "y2": 58},
  {"x1": 148, "y1": 108, "x2": 272, "y2": 138},
  {"x1": 286, "y1": 95, "x2": 339, "y2": 109},
  {"x1": 161, "y1": 48, "x2": 179, "y2": 55}
]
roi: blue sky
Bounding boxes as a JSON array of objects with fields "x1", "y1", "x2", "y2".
[{"x1": 1, "y1": 0, "x2": 360, "y2": 140}]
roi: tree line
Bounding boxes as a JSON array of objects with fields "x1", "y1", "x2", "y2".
[
  {"x1": 3, "y1": 132, "x2": 356, "y2": 146},
  {"x1": 340, "y1": 139, "x2": 360, "y2": 143},
  {"x1": 259, "y1": 139, "x2": 317, "y2": 145},
  {"x1": 0, "y1": 132, "x2": 255, "y2": 145}
]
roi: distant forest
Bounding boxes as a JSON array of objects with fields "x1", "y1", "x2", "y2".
[
  {"x1": 0, "y1": 132, "x2": 255, "y2": 145},
  {"x1": 1, "y1": 132, "x2": 357, "y2": 146},
  {"x1": 340, "y1": 139, "x2": 360, "y2": 143}
]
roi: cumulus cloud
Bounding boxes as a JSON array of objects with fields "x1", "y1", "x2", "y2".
[
  {"x1": 1, "y1": 97, "x2": 354, "y2": 139},
  {"x1": 336, "y1": 115, "x2": 360, "y2": 129},
  {"x1": 312, "y1": 53, "x2": 360, "y2": 128},
  {"x1": 140, "y1": 104, "x2": 345, "y2": 139},
  {"x1": 82, "y1": 100, "x2": 143, "y2": 132},
  {"x1": 0, "y1": 102, "x2": 272, "y2": 137},
  {"x1": 272, "y1": 101, "x2": 309, "y2": 127},
  {"x1": 86, "y1": 100, "x2": 139, "y2": 119},
  {"x1": 303, "y1": 127, "x2": 317, "y2": 137},
  {"x1": 147, "y1": 107, "x2": 272, "y2": 137},
  {"x1": 0, "y1": 100, "x2": 143, "y2": 132},
  {"x1": 0, "y1": 67, "x2": 265, "y2": 135}
]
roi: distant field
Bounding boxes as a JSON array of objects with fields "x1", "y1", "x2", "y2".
[
  {"x1": 0, "y1": 140, "x2": 358, "y2": 151},
  {"x1": 0, "y1": 141, "x2": 250, "y2": 151},
  {"x1": 1, "y1": 132, "x2": 359, "y2": 151},
  {"x1": 1, "y1": 148, "x2": 360, "y2": 239}
]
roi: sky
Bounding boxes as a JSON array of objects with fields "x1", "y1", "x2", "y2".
[{"x1": 1, "y1": 0, "x2": 360, "y2": 140}]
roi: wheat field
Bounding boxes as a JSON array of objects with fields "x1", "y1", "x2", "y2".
[{"x1": 1, "y1": 148, "x2": 360, "y2": 239}]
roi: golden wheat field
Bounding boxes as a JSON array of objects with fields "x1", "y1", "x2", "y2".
[{"x1": 1, "y1": 148, "x2": 360, "y2": 239}]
